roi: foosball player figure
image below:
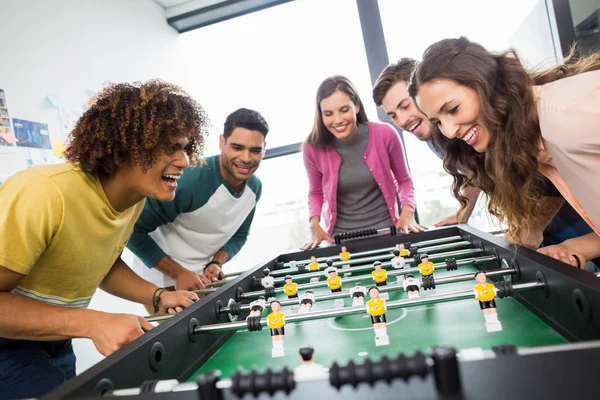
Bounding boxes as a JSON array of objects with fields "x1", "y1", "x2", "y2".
[
  {"x1": 349, "y1": 282, "x2": 368, "y2": 306},
  {"x1": 326, "y1": 267, "x2": 342, "y2": 293},
  {"x1": 418, "y1": 253, "x2": 435, "y2": 289},
  {"x1": 474, "y1": 271, "x2": 503, "y2": 332},
  {"x1": 298, "y1": 290, "x2": 315, "y2": 313},
  {"x1": 397, "y1": 243, "x2": 410, "y2": 257},
  {"x1": 247, "y1": 295, "x2": 267, "y2": 319},
  {"x1": 366, "y1": 286, "x2": 389, "y2": 346},
  {"x1": 267, "y1": 300, "x2": 286, "y2": 357},
  {"x1": 390, "y1": 249, "x2": 406, "y2": 269},
  {"x1": 339, "y1": 246, "x2": 351, "y2": 269},
  {"x1": 294, "y1": 347, "x2": 325, "y2": 380},
  {"x1": 283, "y1": 275, "x2": 298, "y2": 299},
  {"x1": 403, "y1": 274, "x2": 421, "y2": 299},
  {"x1": 308, "y1": 256, "x2": 320, "y2": 271},
  {"x1": 261, "y1": 268, "x2": 274, "y2": 289},
  {"x1": 372, "y1": 261, "x2": 387, "y2": 286}
]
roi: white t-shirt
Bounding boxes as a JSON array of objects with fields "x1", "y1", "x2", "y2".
[
  {"x1": 390, "y1": 256, "x2": 405, "y2": 269},
  {"x1": 299, "y1": 292, "x2": 315, "y2": 303},
  {"x1": 261, "y1": 276, "x2": 274, "y2": 288},
  {"x1": 349, "y1": 285, "x2": 367, "y2": 297},
  {"x1": 403, "y1": 277, "x2": 420, "y2": 290}
]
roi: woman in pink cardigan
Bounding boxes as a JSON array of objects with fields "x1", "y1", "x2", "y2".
[{"x1": 302, "y1": 75, "x2": 426, "y2": 250}]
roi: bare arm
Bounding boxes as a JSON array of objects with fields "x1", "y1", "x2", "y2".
[
  {"x1": 539, "y1": 233, "x2": 600, "y2": 268},
  {"x1": 434, "y1": 186, "x2": 481, "y2": 227},
  {"x1": 517, "y1": 196, "x2": 565, "y2": 249},
  {"x1": 100, "y1": 257, "x2": 197, "y2": 311}
]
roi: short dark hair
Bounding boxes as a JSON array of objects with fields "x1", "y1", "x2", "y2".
[
  {"x1": 326, "y1": 259, "x2": 334, "y2": 266},
  {"x1": 406, "y1": 274, "x2": 415, "y2": 279},
  {"x1": 372, "y1": 58, "x2": 419, "y2": 106},
  {"x1": 299, "y1": 347, "x2": 314, "y2": 361},
  {"x1": 421, "y1": 253, "x2": 429, "y2": 259},
  {"x1": 474, "y1": 270, "x2": 486, "y2": 278},
  {"x1": 223, "y1": 108, "x2": 268, "y2": 139},
  {"x1": 368, "y1": 286, "x2": 379, "y2": 293},
  {"x1": 263, "y1": 268, "x2": 270, "y2": 276},
  {"x1": 392, "y1": 249, "x2": 400, "y2": 256},
  {"x1": 270, "y1": 300, "x2": 281, "y2": 306}
]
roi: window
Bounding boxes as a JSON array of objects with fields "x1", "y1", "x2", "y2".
[
  {"x1": 180, "y1": 0, "x2": 375, "y2": 272},
  {"x1": 181, "y1": 0, "x2": 376, "y2": 152}
]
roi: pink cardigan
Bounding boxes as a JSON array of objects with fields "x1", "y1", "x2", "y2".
[{"x1": 303, "y1": 121, "x2": 416, "y2": 235}]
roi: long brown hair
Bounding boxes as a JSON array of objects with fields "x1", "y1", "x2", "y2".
[
  {"x1": 407, "y1": 37, "x2": 600, "y2": 244},
  {"x1": 305, "y1": 75, "x2": 369, "y2": 147}
]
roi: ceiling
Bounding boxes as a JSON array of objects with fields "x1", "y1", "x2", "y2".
[{"x1": 152, "y1": 0, "x2": 294, "y2": 33}]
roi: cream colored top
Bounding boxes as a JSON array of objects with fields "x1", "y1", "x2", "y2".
[{"x1": 536, "y1": 70, "x2": 600, "y2": 235}]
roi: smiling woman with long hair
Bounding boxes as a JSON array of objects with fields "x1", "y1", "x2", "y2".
[
  {"x1": 302, "y1": 75, "x2": 425, "y2": 250},
  {"x1": 407, "y1": 36, "x2": 600, "y2": 268}
]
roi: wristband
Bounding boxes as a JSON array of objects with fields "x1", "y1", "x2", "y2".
[
  {"x1": 204, "y1": 260, "x2": 222, "y2": 271},
  {"x1": 152, "y1": 287, "x2": 165, "y2": 315}
]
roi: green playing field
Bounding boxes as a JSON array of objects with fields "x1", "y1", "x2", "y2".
[{"x1": 189, "y1": 259, "x2": 566, "y2": 380}]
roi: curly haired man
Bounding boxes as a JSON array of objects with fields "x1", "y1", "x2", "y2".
[{"x1": 0, "y1": 80, "x2": 207, "y2": 399}]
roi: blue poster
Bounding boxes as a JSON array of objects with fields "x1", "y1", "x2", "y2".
[{"x1": 12, "y1": 118, "x2": 52, "y2": 149}]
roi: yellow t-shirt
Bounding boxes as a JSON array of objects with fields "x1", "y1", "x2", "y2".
[
  {"x1": 372, "y1": 270, "x2": 387, "y2": 283},
  {"x1": 267, "y1": 311, "x2": 285, "y2": 328},
  {"x1": 399, "y1": 249, "x2": 409, "y2": 257},
  {"x1": 327, "y1": 275, "x2": 341, "y2": 290},
  {"x1": 340, "y1": 252, "x2": 351, "y2": 261},
  {"x1": 419, "y1": 262, "x2": 434, "y2": 276},
  {"x1": 474, "y1": 283, "x2": 495, "y2": 302},
  {"x1": 0, "y1": 163, "x2": 144, "y2": 308},
  {"x1": 366, "y1": 299, "x2": 385, "y2": 316},
  {"x1": 308, "y1": 261, "x2": 320, "y2": 271},
  {"x1": 283, "y1": 283, "x2": 297, "y2": 296}
]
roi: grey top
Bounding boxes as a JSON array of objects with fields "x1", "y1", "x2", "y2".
[{"x1": 331, "y1": 123, "x2": 391, "y2": 235}]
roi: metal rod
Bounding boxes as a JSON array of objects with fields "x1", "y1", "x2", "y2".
[
  {"x1": 146, "y1": 264, "x2": 511, "y2": 322},
  {"x1": 272, "y1": 247, "x2": 483, "y2": 284},
  {"x1": 195, "y1": 281, "x2": 542, "y2": 333},
  {"x1": 275, "y1": 232, "x2": 503, "y2": 270},
  {"x1": 221, "y1": 267, "x2": 513, "y2": 313},
  {"x1": 272, "y1": 240, "x2": 474, "y2": 277},
  {"x1": 243, "y1": 255, "x2": 498, "y2": 299}
]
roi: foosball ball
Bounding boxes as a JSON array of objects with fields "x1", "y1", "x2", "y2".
[{"x1": 44, "y1": 225, "x2": 600, "y2": 399}]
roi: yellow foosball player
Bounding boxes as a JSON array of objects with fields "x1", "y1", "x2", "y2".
[
  {"x1": 283, "y1": 275, "x2": 298, "y2": 299},
  {"x1": 372, "y1": 261, "x2": 387, "y2": 286},
  {"x1": 267, "y1": 300, "x2": 286, "y2": 357},
  {"x1": 474, "y1": 271, "x2": 503, "y2": 333},
  {"x1": 397, "y1": 243, "x2": 410, "y2": 257},
  {"x1": 366, "y1": 286, "x2": 389, "y2": 346},
  {"x1": 326, "y1": 267, "x2": 342, "y2": 293},
  {"x1": 417, "y1": 253, "x2": 434, "y2": 276},
  {"x1": 339, "y1": 246, "x2": 351, "y2": 269},
  {"x1": 308, "y1": 256, "x2": 320, "y2": 271}
]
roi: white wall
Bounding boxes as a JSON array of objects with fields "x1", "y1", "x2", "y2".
[
  {"x1": 0, "y1": 0, "x2": 184, "y2": 374},
  {"x1": 0, "y1": 0, "x2": 183, "y2": 177},
  {"x1": 509, "y1": 0, "x2": 559, "y2": 69}
]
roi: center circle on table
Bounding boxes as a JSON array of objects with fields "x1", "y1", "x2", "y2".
[{"x1": 326, "y1": 308, "x2": 409, "y2": 331}]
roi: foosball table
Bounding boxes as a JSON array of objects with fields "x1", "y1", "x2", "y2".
[{"x1": 44, "y1": 225, "x2": 600, "y2": 399}]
